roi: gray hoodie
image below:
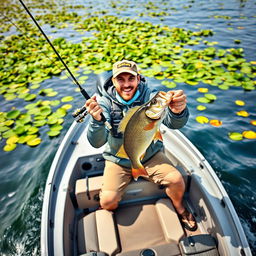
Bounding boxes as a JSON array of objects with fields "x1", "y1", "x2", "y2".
[{"x1": 87, "y1": 77, "x2": 189, "y2": 168}]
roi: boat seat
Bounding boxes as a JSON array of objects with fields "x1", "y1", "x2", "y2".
[
  {"x1": 77, "y1": 209, "x2": 120, "y2": 256},
  {"x1": 77, "y1": 198, "x2": 184, "y2": 255},
  {"x1": 75, "y1": 176, "x2": 166, "y2": 209}
]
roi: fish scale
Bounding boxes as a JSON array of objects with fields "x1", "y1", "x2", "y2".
[{"x1": 117, "y1": 91, "x2": 172, "y2": 180}]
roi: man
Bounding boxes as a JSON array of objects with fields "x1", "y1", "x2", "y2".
[{"x1": 85, "y1": 60, "x2": 197, "y2": 231}]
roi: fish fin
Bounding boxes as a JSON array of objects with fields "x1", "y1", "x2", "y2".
[
  {"x1": 116, "y1": 144, "x2": 129, "y2": 159},
  {"x1": 143, "y1": 121, "x2": 156, "y2": 131},
  {"x1": 132, "y1": 167, "x2": 149, "y2": 181},
  {"x1": 154, "y1": 130, "x2": 163, "y2": 141},
  {"x1": 118, "y1": 106, "x2": 141, "y2": 133}
]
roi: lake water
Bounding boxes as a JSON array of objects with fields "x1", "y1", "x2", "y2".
[{"x1": 0, "y1": 0, "x2": 256, "y2": 255}]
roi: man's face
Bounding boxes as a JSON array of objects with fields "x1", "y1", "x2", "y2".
[{"x1": 112, "y1": 72, "x2": 140, "y2": 101}]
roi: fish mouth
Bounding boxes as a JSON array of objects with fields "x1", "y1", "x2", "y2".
[{"x1": 145, "y1": 91, "x2": 172, "y2": 119}]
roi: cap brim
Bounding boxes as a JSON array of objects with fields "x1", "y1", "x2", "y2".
[{"x1": 113, "y1": 69, "x2": 138, "y2": 78}]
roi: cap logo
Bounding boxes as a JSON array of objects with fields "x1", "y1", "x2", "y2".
[{"x1": 117, "y1": 62, "x2": 132, "y2": 68}]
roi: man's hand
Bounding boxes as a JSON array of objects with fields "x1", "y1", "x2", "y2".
[
  {"x1": 85, "y1": 96, "x2": 103, "y2": 121},
  {"x1": 168, "y1": 90, "x2": 187, "y2": 114}
]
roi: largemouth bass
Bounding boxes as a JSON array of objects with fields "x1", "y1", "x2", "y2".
[{"x1": 116, "y1": 91, "x2": 172, "y2": 180}]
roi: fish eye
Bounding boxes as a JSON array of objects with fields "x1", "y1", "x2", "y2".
[{"x1": 151, "y1": 98, "x2": 157, "y2": 104}]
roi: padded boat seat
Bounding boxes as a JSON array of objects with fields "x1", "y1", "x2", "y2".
[
  {"x1": 78, "y1": 199, "x2": 184, "y2": 255},
  {"x1": 156, "y1": 199, "x2": 184, "y2": 243},
  {"x1": 77, "y1": 209, "x2": 120, "y2": 256}
]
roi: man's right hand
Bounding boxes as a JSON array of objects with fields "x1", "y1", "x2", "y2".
[{"x1": 85, "y1": 96, "x2": 103, "y2": 121}]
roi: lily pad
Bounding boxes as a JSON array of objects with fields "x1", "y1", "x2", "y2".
[
  {"x1": 236, "y1": 110, "x2": 249, "y2": 117},
  {"x1": 197, "y1": 105, "x2": 207, "y2": 111},
  {"x1": 228, "y1": 132, "x2": 243, "y2": 141},
  {"x1": 7, "y1": 110, "x2": 21, "y2": 119},
  {"x1": 6, "y1": 135, "x2": 19, "y2": 144},
  {"x1": 235, "y1": 100, "x2": 245, "y2": 106},
  {"x1": 27, "y1": 127, "x2": 39, "y2": 135},
  {"x1": 242, "y1": 131, "x2": 256, "y2": 139},
  {"x1": 27, "y1": 137, "x2": 41, "y2": 147},
  {"x1": 61, "y1": 104, "x2": 72, "y2": 110},
  {"x1": 204, "y1": 93, "x2": 217, "y2": 101},
  {"x1": 61, "y1": 96, "x2": 74, "y2": 102},
  {"x1": 3, "y1": 143, "x2": 17, "y2": 152},
  {"x1": 47, "y1": 130, "x2": 61, "y2": 137},
  {"x1": 34, "y1": 120, "x2": 46, "y2": 127},
  {"x1": 196, "y1": 97, "x2": 211, "y2": 104},
  {"x1": 196, "y1": 116, "x2": 209, "y2": 124},
  {"x1": 209, "y1": 119, "x2": 222, "y2": 127},
  {"x1": 24, "y1": 94, "x2": 37, "y2": 101},
  {"x1": 40, "y1": 106, "x2": 52, "y2": 116}
]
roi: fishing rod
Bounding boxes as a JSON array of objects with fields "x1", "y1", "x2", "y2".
[{"x1": 18, "y1": 0, "x2": 112, "y2": 128}]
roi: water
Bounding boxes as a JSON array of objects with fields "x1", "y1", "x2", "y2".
[{"x1": 0, "y1": 0, "x2": 256, "y2": 255}]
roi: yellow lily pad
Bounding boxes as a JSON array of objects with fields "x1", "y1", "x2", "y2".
[
  {"x1": 250, "y1": 120, "x2": 256, "y2": 126},
  {"x1": 197, "y1": 105, "x2": 207, "y2": 111},
  {"x1": 27, "y1": 137, "x2": 41, "y2": 146},
  {"x1": 228, "y1": 132, "x2": 243, "y2": 141},
  {"x1": 242, "y1": 131, "x2": 256, "y2": 139},
  {"x1": 235, "y1": 100, "x2": 245, "y2": 106},
  {"x1": 236, "y1": 110, "x2": 249, "y2": 117},
  {"x1": 6, "y1": 135, "x2": 19, "y2": 144},
  {"x1": 196, "y1": 116, "x2": 209, "y2": 124},
  {"x1": 198, "y1": 88, "x2": 208, "y2": 93},
  {"x1": 3, "y1": 143, "x2": 17, "y2": 152}
]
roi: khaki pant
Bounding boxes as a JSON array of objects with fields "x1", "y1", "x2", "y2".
[{"x1": 101, "y1": 151, "x2": 178, "y2": 198}]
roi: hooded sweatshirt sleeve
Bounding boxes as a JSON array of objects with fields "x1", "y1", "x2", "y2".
[
  {"x1": 163, "y1": 106, "x2": 189, "y2": 129},
  {"x1": 87, "y1": 97, "x2": 110, "y2": 148}
]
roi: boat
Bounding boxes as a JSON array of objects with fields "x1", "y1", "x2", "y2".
[{"x1": 41, "y1": 72, "x2": 252, "y2": 256}]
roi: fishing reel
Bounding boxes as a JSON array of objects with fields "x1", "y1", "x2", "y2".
[{"x1": 72, "y1": 106, "x2": 88, "y2": 123}]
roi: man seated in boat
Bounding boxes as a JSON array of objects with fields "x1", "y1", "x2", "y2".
[{"x1": 85, "y1": 60, "x2": 197, "y2": 231}]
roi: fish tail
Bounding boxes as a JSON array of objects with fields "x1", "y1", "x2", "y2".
[{"x1": 132, "y1": 167, "x2": 149, "y2": 181}]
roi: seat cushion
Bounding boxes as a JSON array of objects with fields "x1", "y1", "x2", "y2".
[
  {"x1": 155, "y1": 198, "x2": 184, "y2": 243},
  {"x1": 78, "y1": 209, "x2": 120, "y2": 256}
]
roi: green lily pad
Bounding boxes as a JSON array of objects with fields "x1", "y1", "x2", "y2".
[
  {"x1": 27, "y1": 127, "x2": 39, "y2": 135},
  {"x1": 50, "y1": 124, "x2": 63, "y2": 131},
  {"x1": 205, "y1": 93, "x2": 217, "y2": 101},
  {"x1": 47, "y1": 91, "x2": 58, "y2": 97},
  {"x1": 25, "y1": 103, "x2": 38, "y2": 110},
  {"x1": 14, "y1": 126, "x2": 26, "y2": 135},
  {"x1": 2, "y1": 130, "x2": 16, "y2": 138},
  {"x1": 55, "y1": 108, "x2": 67, "y2": 117},
  {"x1": 47, "y1": 130, "x2": 61, "y2": 137},
  {"x1": 50, "y1": 100, "x2": 61, "y2": 106},
  {"x1": 0, "y1": 126, "x2": 10, "y2": 132},
  {"x1": 47, "y1": 117, "x2": 58, "y2": 125},
  {"x1": 18, "y1": 114, "x2": 31, "y2": 124},
  {"x1": 24, "y1": 94, "x2": 37, "y2": 101},
  {"x1": 40, "y1": 106, "x2": 52, "y2": 116},
  {"x1": 196, "y1": 97, "x2": 211, "y2": 103},
  {"x1": 7, "y1": 110, "x2": 21, "y2": 119},
  {"x1": 61, "y1": 96, "x2": 74, "y2": 102},
  {"x1": 34, "y1": 119, "x2": 46, "y2": 127}
]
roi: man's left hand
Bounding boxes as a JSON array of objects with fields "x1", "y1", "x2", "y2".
[{"x1": 168, "y1": 90, "x2": 187, "y2": 114}]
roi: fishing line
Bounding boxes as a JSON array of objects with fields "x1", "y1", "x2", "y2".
[{"x1": 17, "y1": 0, "x2": 112, "y2": 129}]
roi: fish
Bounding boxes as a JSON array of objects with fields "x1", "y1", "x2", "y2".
[{"x1": 116, "y1": 91, "x2": 172, "y2": 180}]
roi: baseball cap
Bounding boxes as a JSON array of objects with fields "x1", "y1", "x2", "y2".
[{"x1": 112, "y1": 60, "x2": 139, "y2": 78}]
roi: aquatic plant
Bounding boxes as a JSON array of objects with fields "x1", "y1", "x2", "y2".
[{"x1": 0, "y1": 0, "x2": 255, "y2": 151}]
